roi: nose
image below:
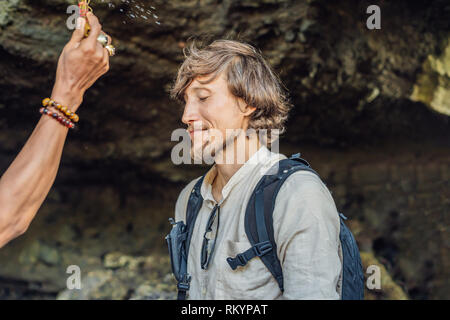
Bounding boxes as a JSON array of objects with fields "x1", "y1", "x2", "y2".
[{"x1": 181, "y1": 100, "x2": 201, "y2": 126}]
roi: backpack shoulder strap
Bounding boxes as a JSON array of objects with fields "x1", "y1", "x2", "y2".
[
  {"x1": 185, "y1": 176, "x2": 205, "y2": 253},
  {"x1": 176, "y1": 176, "x2": 205, "y2": 300},
  {"x1": 226, "y1": 154, "x2": 319, "y2": 292}
]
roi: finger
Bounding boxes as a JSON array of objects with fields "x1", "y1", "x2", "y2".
[
  {"x1": 93, "y1": 41, "x2": 106, "y2": 63},
  {"x1": 83, "y1": 12, "x2": 102, "y2": 49},
  {"x1": 102, "y1": 48, "x2": 110, "y2": 71},
  {"x1": 69, "y1": 17, "x2": 86, "y2": 45}
]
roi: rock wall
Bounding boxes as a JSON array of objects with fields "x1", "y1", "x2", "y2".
[{"x1": 0, "y1": 0, "x2": 449, "y2": 299}]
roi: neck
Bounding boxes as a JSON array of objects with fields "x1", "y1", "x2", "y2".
[{"x1": 212, "y1": 131, "x2": 261, "y2": 197}]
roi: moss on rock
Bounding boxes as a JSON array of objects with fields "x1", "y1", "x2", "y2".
[{"x1": 411, "y1": 36, "x2": 450, "y2": 116}]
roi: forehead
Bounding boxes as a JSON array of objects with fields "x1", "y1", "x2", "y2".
[{"x1": 184, "y1": 72, "x2": 227, "y2": 95}]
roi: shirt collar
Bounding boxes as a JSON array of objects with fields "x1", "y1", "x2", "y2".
[{"x1": 200, "y1": 146, "x2": 275, "y2": 205}]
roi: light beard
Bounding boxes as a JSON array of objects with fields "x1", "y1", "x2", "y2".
[{"x1": 190, "y1": 129, "x2": 242, "y2": 165}]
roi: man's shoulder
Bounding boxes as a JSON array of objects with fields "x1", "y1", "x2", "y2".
[
  {"x1": 174, "y1": 176, "x2": 203, "y2": 222},
  {"x1": 180, "y1": 176, "x2": 203, "y2": 197},
  {"x1": 273, "y1": 168, "x2": 338, "y2": 218},
  {"x1": 283, "y1": 169, "x2": 329, "y2": 195},
  {"x1": 271, "y1": 168, "x2": 340, "y2": 245},
  {"x1": 262, "y1": 159, "x2": 330, "y2": 198}
]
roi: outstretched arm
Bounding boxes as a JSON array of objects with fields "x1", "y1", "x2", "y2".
[
  {"x1": 0, "y1": 12, "x2": 110, "y2": 248},
  {"x1": 0, "y1": 101, "x2": 73, "y2": 248}
]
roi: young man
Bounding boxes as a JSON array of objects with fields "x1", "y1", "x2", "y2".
[
  {"x1": 0, "y1": 13, "x2": 111, "y2": 248},
  {"x1": 170, "y1": 40, "x2": 343, "y2": 299}
]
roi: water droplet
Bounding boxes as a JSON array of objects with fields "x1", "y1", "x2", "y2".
[{"x1": 104, "y1": 0, "x2": 161, "y2": 26}]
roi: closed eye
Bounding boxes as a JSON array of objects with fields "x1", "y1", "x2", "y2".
[{"x1": 199, "y1": 96, "x2": 209, "y2": 102}]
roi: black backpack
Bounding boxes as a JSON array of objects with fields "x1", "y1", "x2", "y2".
[{"x1": 166, "y1": 154, "x2": 365, "y2": 300}]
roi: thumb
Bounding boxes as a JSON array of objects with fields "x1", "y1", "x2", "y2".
[{"x1": 70, "y1": 17, "x2": 86, "y2": 44}]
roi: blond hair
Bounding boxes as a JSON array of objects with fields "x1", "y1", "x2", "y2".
[{"x1": 170, "y1": 39, "x2": 292, "y2": 134}]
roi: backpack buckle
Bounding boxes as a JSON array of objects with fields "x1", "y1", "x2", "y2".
[
  {"x1": 253, "y1": 241, "x2": 272, "y2": 256},
  {"x1": 177, "y1": 274, "x2": 192, "y2": 291},
  {"x1": 226, "y1": 241, "x2": 273, "y2": 270},
  {"x1": 226, "y1": 254, "x2": 248, "y2": 270}
]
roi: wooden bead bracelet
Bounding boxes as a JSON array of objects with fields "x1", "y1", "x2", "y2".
[{"x1": 42, "y1": 98, "x2": 79, "y2": 123}]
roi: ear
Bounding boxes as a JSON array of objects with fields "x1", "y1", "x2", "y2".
[
  {"x1": 236, "y1": 97, "x2": 256, "y2": 116},
  {"x1": 242, "y1": 104, "x2": 256, "y2": 117}
]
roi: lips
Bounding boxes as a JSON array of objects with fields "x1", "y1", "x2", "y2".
[{"x1": 188, "y1": 128, "x2": 208, "y2": 140}]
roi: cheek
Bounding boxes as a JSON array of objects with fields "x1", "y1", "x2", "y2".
[
  {"x1": 202, "y1": 101, "x2": 243, "y2": 130},
  {"x1": 197, "y1": 105, "x2": 214, "y2": 126}
]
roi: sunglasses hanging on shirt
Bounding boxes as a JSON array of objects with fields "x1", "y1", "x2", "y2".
[{"x1": 201, "y1": 204, "x2": 220, "y2": 270}]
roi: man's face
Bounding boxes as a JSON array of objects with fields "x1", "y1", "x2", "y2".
[{"x1": 181, "y1": 72, "x2": 251, "y2": 162}]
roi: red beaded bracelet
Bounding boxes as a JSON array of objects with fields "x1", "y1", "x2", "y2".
[{"x1": 39, "y1": 107, "x2": 76, "y2": 129}]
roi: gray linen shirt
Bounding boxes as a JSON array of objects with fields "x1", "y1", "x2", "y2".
[{"x1": 174, "y1": 146, "x2": 343, "y2": 299}]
